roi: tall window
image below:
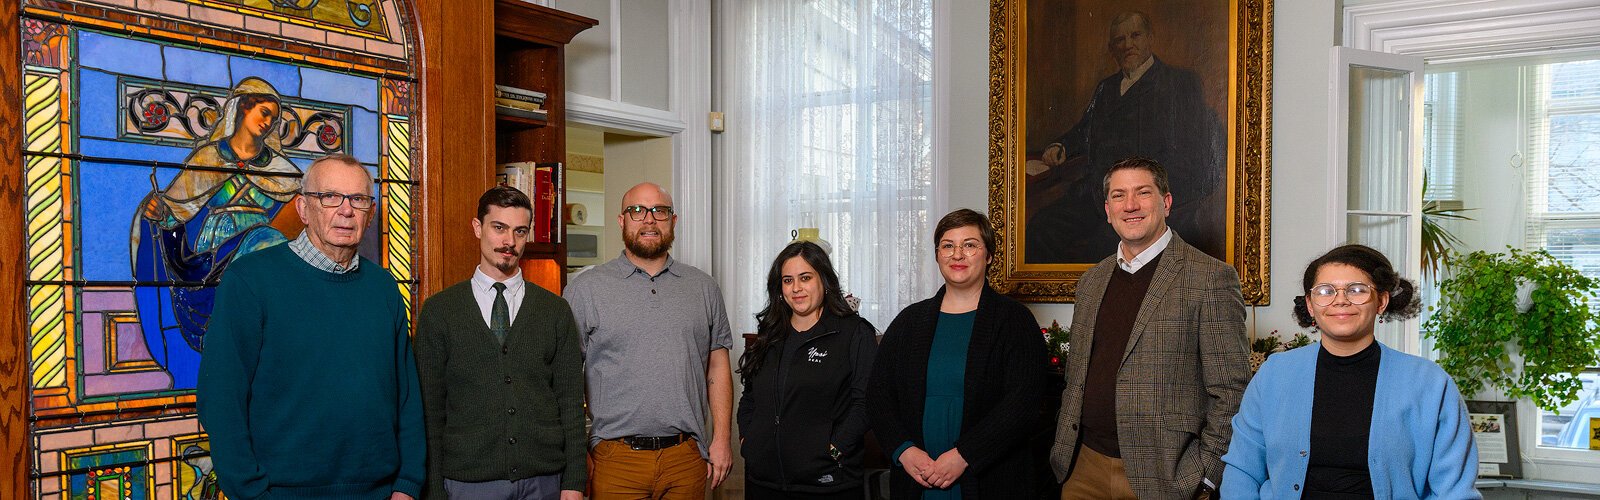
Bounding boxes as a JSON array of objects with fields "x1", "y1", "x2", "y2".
[
  {"x1": 1526, "y1": 59, "x2": 1600, "y2": 451},
  {"x1": 718, "y1": 0, "x2": 935, "y2": 332},
  {"x1": 1424, "y1": 72, "x2": 1463, "y2": 203}
]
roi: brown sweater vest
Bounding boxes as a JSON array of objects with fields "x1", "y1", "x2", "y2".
[{"x1": 1079, "y1": 253, "x2": 1161, "y2": 458}]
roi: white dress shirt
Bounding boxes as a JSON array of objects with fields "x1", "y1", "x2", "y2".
[{"x1": 470, "y1": 267, "x2": 525, "y2": 329}]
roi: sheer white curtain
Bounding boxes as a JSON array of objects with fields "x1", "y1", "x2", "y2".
[{"x1": 716, "y1": 0, "x2": 936, "y2": 335}]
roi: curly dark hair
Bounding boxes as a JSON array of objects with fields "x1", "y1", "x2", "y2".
[
  {"x1": 737, "y1": 241, "x2": 856, "y2": 385},
  {"x1": 1292, "y1": 244, "x2": 1421, "y2": 328}
]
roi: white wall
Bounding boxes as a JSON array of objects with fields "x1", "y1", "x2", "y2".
[
  {"x1": 1452, "y1": 64, "x2": 1526, "y2": 252},
  {"x1": 941, "y1": 2, "x2": 1339, "y2": 337},
  {"x1": 560, "y1": 0, "x2": 674, "y2": 110},
  {"x1": 602, "y1": 134, "x2": 675, "y2": 255}
]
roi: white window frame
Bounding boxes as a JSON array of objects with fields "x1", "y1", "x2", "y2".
[
  {"x1": 1519, "y1": 61, "x2": 1600, "y2": 464},
  {"x1": 1344, "y1": 0, "x2": 1600, "y2": 481},
  {"x1": 1328, "y1": 46, "x2": 1425, "y2": 355}
]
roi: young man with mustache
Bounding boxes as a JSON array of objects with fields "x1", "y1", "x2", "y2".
[
  {"x1": 564, "y1": 182, "x2": 735, "y2": 499},
  {"x1": 413, "y1": 186, "x2": 587, "y2": 500},
  {"x1": 1049, "y1": 157, "x2": 1249, "y2": 500}
]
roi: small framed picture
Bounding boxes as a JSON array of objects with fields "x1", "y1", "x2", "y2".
[{"x1": 1466, "y1": 400, "x2": 1521, "y2": 478}]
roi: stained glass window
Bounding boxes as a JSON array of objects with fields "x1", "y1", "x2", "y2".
[{"x1": 19, "y1": 0, "x2": 418, "y2": 496}]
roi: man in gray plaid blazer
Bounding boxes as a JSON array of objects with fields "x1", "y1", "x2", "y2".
[{"x1": 1050, "y1": 157, "x2": 1249, "y2": 499}]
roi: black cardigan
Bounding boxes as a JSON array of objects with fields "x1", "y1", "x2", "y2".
[{"x1": 866, "y1": 284, "x2": 1049, "y2": 499}]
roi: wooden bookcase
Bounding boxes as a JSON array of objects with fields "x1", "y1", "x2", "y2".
[
  {"x1": 415, "y1": 0, "x2": 593, "y2": 296},
  {"x1": 494, "y1": 0, "x2": 595, "y2": 292}
]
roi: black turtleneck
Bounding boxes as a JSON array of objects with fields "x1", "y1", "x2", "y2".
[{"x1": 1304, "y1": 341, "x2": 1381, "y2": 498}]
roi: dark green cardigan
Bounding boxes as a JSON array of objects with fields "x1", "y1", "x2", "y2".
[{"x1": 413, "y1": 279, "x2": 587, "y2": 498}]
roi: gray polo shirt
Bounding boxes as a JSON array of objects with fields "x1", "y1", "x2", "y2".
[{"x1": 564, "y1": 253, "x2": 734, "y2": 458}]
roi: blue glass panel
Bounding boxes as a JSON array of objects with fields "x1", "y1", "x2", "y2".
[
  {"x1": 80, "y1": 138, "x2": 192, "y2": 164},
  {"x1": 229, "y1": 57, "x2": 301, "y2": 98},
  {"x1": 300, "y1": 67, "x2": 377, "y2": 111},
  {"x1": 79, "y1": 31, "x2": 163, "y2": 79},
  {"x1": 350, "y1": 108, "x2": 379, "y2": 164},
  {"x1": 78, "y1": 70, "x2": 120, "y2": 140},
  {"x1": 79, "y1": 161, "x2": 180, "y2": 281},
  {"x1": 163, "y1": 46, "x2": 231, "y2": 88}
]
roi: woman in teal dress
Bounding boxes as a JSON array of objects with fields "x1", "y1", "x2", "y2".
[
  {"x1": 131, "y1": 77, "x2": 303, "y2": 389},
  {"x1": 868, "y1": 209, "x2": 1050, "y2": 499}
]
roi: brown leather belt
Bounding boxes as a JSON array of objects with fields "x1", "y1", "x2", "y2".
[{"x1": 618, "y1": 433, "x2": 690, "y2": 451}]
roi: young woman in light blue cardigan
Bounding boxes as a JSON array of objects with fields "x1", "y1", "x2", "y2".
[{"x1": 1222, "y1": 245, "x2": 1480, "y2": 499}]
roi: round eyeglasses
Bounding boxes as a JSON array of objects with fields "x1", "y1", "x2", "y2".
[
  {"x1": 303, "y1": 191, "x2": 376, "y2": 210},
  {"x1": 1308, "y1": 282, "x2": 1374, "y2": 306},
  {"x1": 938, "y1": 241, "x2": 984, "y2": 258}
]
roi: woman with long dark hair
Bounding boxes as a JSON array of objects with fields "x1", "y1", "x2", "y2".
[
  {"x1": 737, "y1": 241, "x2": 878, "y2": 499},
  {"x1": 1222, "y1": 244, "x2": 1479, "y2": 499}
]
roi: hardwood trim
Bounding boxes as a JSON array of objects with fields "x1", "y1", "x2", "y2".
[
  {"x1": 417, "y1": 0, "x2": 496, "y2": 296},
  {"x1": 1, "y1": 0, "x2": 31, "y2": 495},
  {"x1": 493, "y1": 0, "x2": 595, "y2": 46}
]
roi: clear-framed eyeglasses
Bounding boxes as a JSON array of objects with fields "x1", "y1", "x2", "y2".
[
  {"x1": 623, "y1": 205, "x2": 674, "y2": 221},
  {"x1": 938, "y1": 241, "x2": 984, "y2": 258},
  {"x1": 302, "y1": 191, "x2": 376, "y2": 210},
  {"x1": 1308, "y1": 282, "x2": 1374, "y2": 306}
]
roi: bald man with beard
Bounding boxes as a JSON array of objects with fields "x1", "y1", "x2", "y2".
[{"x1": 563, "y1": 183, "x2": 735, "y2": 500}]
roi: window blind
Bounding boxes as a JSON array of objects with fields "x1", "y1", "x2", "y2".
[
  {"x1": 1424, "y1": 72, "x2": 1462, "y2": 202},
  {"x1": 1524, "y1": 59, "x2": 1600, "y2": 313}
]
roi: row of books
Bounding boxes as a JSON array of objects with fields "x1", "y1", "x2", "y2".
[
  {"x1": 496, "y1": 162, "x2": 564, "y2": 244},
  {"x1": 495, "y1": 84, "x2": 548, "y2": 121}
]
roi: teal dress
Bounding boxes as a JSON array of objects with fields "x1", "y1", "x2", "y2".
[{"x1": 922, "y1": 310, "x2": 975, "y2": 499}]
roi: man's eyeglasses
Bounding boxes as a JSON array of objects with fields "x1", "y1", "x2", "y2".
[
  {"x1": 938, "y1": 241, "x2": 984, "y2": 258},
  {"x1": 303, "y1": 191, "x2": 377, "y2": 210},
  {"x1": 623, "y1": 205, "x2": 674, "y2": 221},
  {"x1": 1308, "y1": 282, "x2": 1375, "y2": 306}
]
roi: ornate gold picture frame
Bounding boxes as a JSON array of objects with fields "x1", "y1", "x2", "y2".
[{"x1": 986, "y1": 0, "x2": 1272, "y2": 303}]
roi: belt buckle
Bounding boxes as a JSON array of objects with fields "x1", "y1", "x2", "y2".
[{"x1": 626, "y1": 437, "x2": 649, "y2": 451}]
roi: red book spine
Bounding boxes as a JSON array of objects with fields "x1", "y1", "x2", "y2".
[{"x1": 534, "y1": 167, "x2": 555, "y2": 243}]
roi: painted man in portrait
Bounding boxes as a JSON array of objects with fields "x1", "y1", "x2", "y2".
[{"x1": 1026, "y1": 11, "x2": 1225, "y2": 264}]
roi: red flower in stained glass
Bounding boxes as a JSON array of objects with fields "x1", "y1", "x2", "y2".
[
  {"x1": 318, "y1": 124, "x2": 339, "y2": 147},
  {"x1": 142, "y1": 102, "x2": 169, "y2": 127}
]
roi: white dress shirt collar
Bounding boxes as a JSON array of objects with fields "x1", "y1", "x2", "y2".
[{"x1": 1116, "y1": 226, "x2": 1173, "y2": 274}]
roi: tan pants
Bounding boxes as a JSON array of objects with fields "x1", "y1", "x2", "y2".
[
  {"x1": 589, "y1": 438, "x2": 707, "y2": 500},
  {"x1": 1060, "y1": 446, "x2": 1137, "y2": 500}
]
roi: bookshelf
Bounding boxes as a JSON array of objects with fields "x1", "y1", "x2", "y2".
[{"x1": 492, "y1": 0, "x2": 596, "y2": 293}]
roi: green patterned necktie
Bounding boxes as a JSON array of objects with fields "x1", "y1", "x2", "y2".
[{"x1": 491, "y1": 282, "x2": 509, "y2": 345}]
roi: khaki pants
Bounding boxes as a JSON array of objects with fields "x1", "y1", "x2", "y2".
[
  {"x1": 589, "y1": 438, "x2": 707, "y2": 500},
  {"x1": 1060, "y1": 446, "x2": 1137, "y2": 500}
]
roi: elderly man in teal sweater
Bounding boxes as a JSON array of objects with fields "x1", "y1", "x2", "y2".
[
  {"x1": 413, "y1": 186, "x2": 587, "y2": 500},
  {"x1": 197, "y1": 154, "x2": 425, "y2": 499}
]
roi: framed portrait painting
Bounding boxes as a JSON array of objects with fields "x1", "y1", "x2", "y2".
[{"x1": 986, "y1": 0, "x2": 1272, "y2": 303}]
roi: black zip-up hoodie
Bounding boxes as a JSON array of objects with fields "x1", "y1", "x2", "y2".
[{"x1": 738, "y1": 312, "x2": 878, "y2": 494}]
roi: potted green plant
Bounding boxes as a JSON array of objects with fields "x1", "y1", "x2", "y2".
[{"x1": 1423, "y1": 247, "x2": 1600, "y2": 411}]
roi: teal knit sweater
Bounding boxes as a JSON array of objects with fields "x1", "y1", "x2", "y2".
[
  {"x1": 413, "y1": 279, "x2": 588, "y2": 497},
  {"x1": 197, "y1": 244, "x2": 425, "y2": 499}
]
